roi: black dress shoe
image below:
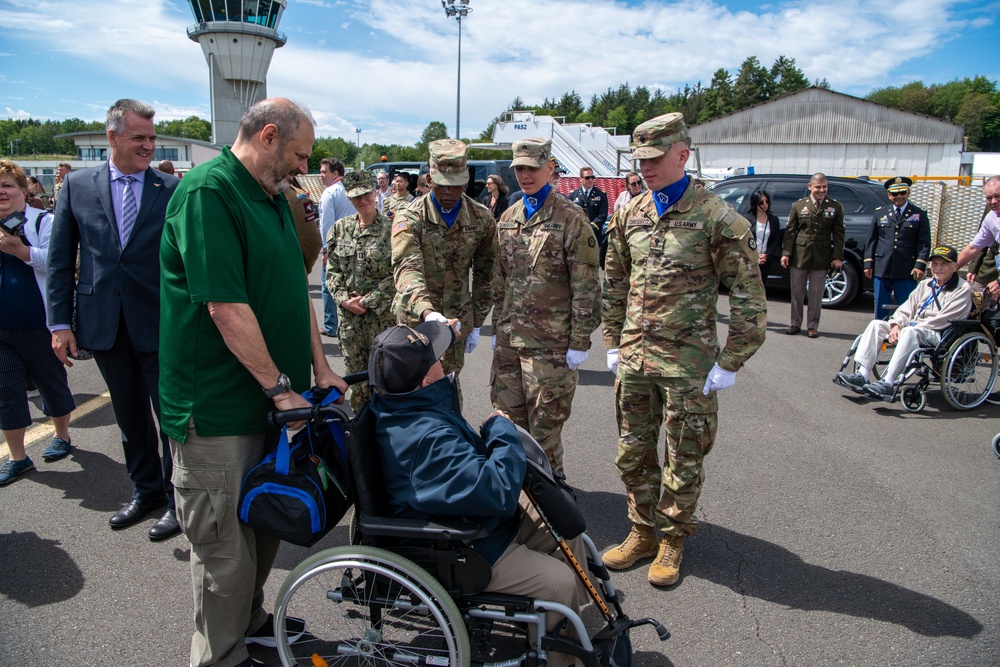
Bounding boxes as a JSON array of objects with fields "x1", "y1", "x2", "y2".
[
  {"x1": 109, "y1": 498, "x2": 168, "y2": 530},
  {"x1": 148, "y1": 509, "x2": 182, "y2": 541}
]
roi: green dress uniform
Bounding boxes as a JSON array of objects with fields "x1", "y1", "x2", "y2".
[
  {"x1": 326, "y1": 211, "x2": 396, "y2": 410},
  {"x1": 781, "y1": 195, "x2": 845, "y2": 331},
  {"x1": 390, "y1": 193, "x2": 497, "y2": 396},
  {"x1": 491, "y1": 190, "x2": 601, "y2": 472},
  {"x1": 602, "y1": 180, "x2": 767, "y2": 536}
]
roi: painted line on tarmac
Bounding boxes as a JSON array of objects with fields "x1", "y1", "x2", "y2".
[{"x1": 0, "y1": 390, "x2": 112, "y2": 459}]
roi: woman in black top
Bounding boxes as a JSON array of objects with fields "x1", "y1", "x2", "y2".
[
  {"x1": 478, "y1": 174, "x2": 509, "y2": 221},
  {"x1": 745, "y1": 190, "x2": 781, "y2": 282}
]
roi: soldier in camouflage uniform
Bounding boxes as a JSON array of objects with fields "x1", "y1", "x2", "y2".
[
  {"x1": 391, "y1": 139, "x2": 497, "y2": 405},
  {"x1": 602, "y1": 113, "x2": 767, "y2": 587},
  {"x1": 383, "y1": 173, "x2": 414, "y2": 221},
  {"x1": 491, "y1": 138, "x2": 601, "y2": 473},
  {"x1": 327, "y1": 170, "x2": 397, "y2": 411}
]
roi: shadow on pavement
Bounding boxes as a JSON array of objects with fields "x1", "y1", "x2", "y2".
[
  {"x1": 689, "y1": 523, "x2": 983, "y2": 639},
  {"x1": 0, "y1": 531, "x2": 84, "y2": 606},
  {"x1": 29, "y1": 447, "x2": 131, "y2": 512}
]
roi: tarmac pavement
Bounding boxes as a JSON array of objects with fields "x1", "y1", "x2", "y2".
[{"x1": 1, "y1": 271, "x2": 998, "y2": 666}]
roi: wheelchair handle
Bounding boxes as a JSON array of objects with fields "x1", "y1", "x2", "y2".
[
  {"x1": 342, "y1": 371, "x2": 369, "y2": 385},
  {"x1": 268, "y1": 403, "x2": 353, "y2": 427}
]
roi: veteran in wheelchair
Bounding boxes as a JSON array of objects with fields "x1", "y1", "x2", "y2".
[
  {"x1": 834, "y1": 244, "x2": 1000, "y2": 411},
  {"x1": 270, "y1": 321, "x2": 666, "y2": 666}
]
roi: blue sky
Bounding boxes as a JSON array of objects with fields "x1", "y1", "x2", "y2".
[{"x1": 0, "y1": 0, "x2": 996, "y2": 146}]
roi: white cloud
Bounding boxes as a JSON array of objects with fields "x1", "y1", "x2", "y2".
[{"x1": 0, "y1": 0, "x2": 985, "y2": 146}]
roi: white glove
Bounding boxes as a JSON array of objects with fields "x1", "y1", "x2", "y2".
[
  {"x1": 464, "y1": 327, "x2": 481, "y2": 353},
  {"x1": 424, "y1": 311, "x2": 448, "y2": 324},
  {"x1": 566, "y1": 349, "x2": 588, "y2": 370},
  {"x1": 492, "y1": 335, "x2": 497, "y2": 351},
  {"x1": 702, "y1": 363, "x2": 737, "y2": 395},
  {"x1": 606, "y1": 349, "x2": 619, "y2": 374}
]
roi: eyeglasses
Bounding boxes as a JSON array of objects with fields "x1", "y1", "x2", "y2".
[
  {"x1": 889, "y1": 191, "x2": 909, "y2": 197},
  {"x1": 628, "y1": 181, "x2": 641, "y2": 187},
  {"x1": 582, "y1": 176, "x2": 594, "y2": 180}
]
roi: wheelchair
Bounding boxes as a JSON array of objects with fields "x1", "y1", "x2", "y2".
[
  {"x1": 834, "y1": 304, "x2": 1000, "y2": 413},
  {"x1": 268, "y1": 396, "x2": 668, "y2": 666}
]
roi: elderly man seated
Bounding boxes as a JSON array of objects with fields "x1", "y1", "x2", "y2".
[
  {"x1": 367, "y1": 321, "x2": 588, "y2": 667},
  {"x1": 835, "y1": 244, "x2": 973, "y2": 400}
]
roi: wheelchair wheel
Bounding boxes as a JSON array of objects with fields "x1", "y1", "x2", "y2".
[
  {"x1": 274, "y1": 545, "x2": 470, "y2": 667},
  {"x1": 901, "y1": 386, "x2": 926, "y2": 413},
  {"x1": 940, "y1": 332, "x2": 999, "y2": 410},
  {"x1": 993, "y1": 433, "x2": 1000, "y2": 460}
]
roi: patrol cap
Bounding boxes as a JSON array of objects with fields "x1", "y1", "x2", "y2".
[
  {"x1": 929, "y1": 244, "x2": 958, "y2": 263},
  {"x1": 428, "y1": 139, "x2": 469, "y2": 187},
  {"x1": 631, "y1": 112, "x2": 689, "y2": 160},
  {"x1": 368, "y1": 322, "x2": 455, "y2": 395},
  {"x1": 343, "y1": 169, "x2": 375, "y2": 198},
  {"x1": 884, "y1": 176, "x2": 913, "y2": 193},
  {"x1": 510, "y1": 138, "x2": 552, "y2": 168}
]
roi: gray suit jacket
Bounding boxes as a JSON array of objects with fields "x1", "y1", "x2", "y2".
[{"x1": 47, "y1": 162, "x2": 179, "y2": 352}]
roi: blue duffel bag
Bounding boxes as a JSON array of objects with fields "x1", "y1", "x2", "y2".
[{"x1": 238, "y1": 389, "x2": 352, "y2": 547}]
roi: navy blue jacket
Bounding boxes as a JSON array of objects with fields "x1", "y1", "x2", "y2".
[
  {"x1": 371, "y1": 376, "x2": 527, "y2": 565},
  {"x1": 46, "y1": 163, "x2": 179, "y2": 351},
  {"x1": 863, "y1": 201, "x2": 931, "y2": 280}
]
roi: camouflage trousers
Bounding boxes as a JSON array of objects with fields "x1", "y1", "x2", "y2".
[
  {"x1": 614, "y1": 372, "x2": 718, "y2": 537},
  {"x1": 491, "y1": 343, "x2": 577, "y2": 473},
  {"x1": 338, "y1": 308, "x2": 396, "y2": 412},
  {"x1": 441, "y1": 335, "x2": 468, "y2": 410}
]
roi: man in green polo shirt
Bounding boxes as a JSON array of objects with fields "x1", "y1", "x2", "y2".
[{"x1": 160, "y1": 98, "x2": 346, "y2": 667}]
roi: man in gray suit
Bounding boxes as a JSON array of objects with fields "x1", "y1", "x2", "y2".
[{"x1": 47, "y1": 99, "x2": 181, "y2": 541}]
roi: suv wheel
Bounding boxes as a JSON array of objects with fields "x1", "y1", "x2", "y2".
[{"x1": 822, "y1": 261, "x2": 860, "y2": 308}]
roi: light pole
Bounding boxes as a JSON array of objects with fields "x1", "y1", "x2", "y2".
[
  {"x1": 441, "y1": 0, "x2": 471, "y2": 140},
  {"x1": 355, "y1": 128, "x2": 362, "y2": 151}
]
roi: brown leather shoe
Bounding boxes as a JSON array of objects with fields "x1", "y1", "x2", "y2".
[
  {"x1": 785, "y1": 326, "x2": 801, "y2": 335},
  {"x1": 807, "y1": 329, "x2": 819, "y2": 338}
]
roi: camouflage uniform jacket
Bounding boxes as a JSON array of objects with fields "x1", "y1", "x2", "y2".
[
  {"x1": 326, "y1": 211, "x2": 395, "y2": 315},
  {"x1": 493, "y1": 191, "x2": 601, "y2": 351},
  {"x1": 391, "y1": 194, "x2": 497, "y2": 331},
  {"x1": 383, "y1": 192, "x2": 414, "y2": 219},
  {"x1": 602, "y1": 179, "x2": 767, "y2": 377}
]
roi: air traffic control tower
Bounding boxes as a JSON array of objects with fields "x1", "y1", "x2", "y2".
[{"x1": 186, "y1": 0, "x2": 288, "y2": 146}]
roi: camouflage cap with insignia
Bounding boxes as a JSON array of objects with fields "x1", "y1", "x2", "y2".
[
  {"x1": 631, "y1": 112, "x2": 689, "y2": 160},
  {"x1": 428, "y1": 138, "x2": 469, "y2": 187},
  {"x1": 511, "y1": 137, "x2": 552, "y2": 168},
  {"x1": 343, "y1": 169, "x2": 375, "y2": 198},
  {"x1": 884, "y1": 176, "x2": 913, "y2": 193}
]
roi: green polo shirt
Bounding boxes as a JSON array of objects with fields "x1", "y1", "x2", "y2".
[{"x1": 159, "y1": 147, "x2": 311, "y2": 442}]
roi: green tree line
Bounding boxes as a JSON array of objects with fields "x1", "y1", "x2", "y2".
[
  {"x1": 6, "y1": 60, "x2": 998, "y2": 164},
  {"x1": 0, "y1": 115, "x2": 212, "y2": 158}
]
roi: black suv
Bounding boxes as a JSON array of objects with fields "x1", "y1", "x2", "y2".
[
  {"x1": 368, "y1": 160, "x2": 517, "y2": 200},
  {"x1": 709, "y1": 174, "x2": 890, "y2": 308}
]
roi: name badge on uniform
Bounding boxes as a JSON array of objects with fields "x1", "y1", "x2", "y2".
[
  {"x1": 626, "y1": 217, "x2": 653, "y2": 227},
  {"x1": 463, "y1": 226, "x2": 480, "y2": 232},
  {"x1": 542, "y1": 222, "x2": 563, "y2": 231},
  {"x1": 668, "y1": 219, "x2": 704, "y2": 230},
  {"x1": 498, "y1": 221, "x2": 519, "y2": 229}
]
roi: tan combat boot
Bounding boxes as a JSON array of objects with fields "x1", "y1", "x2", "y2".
[
  {"x1": 602, "y1": 524, "x2": 659, "y2": 570},
  {"x1": 647, "y1": 534, "x2": 684, "y2": 586}
]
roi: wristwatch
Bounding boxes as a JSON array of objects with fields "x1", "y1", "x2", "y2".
[{"x1": 262, "y1": 373, "x2": 292, "y2": 399}]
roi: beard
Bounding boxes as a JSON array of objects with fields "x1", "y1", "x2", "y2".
[{"x1": 259, "y1": 151, "x2": 294, "y2": 195}]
